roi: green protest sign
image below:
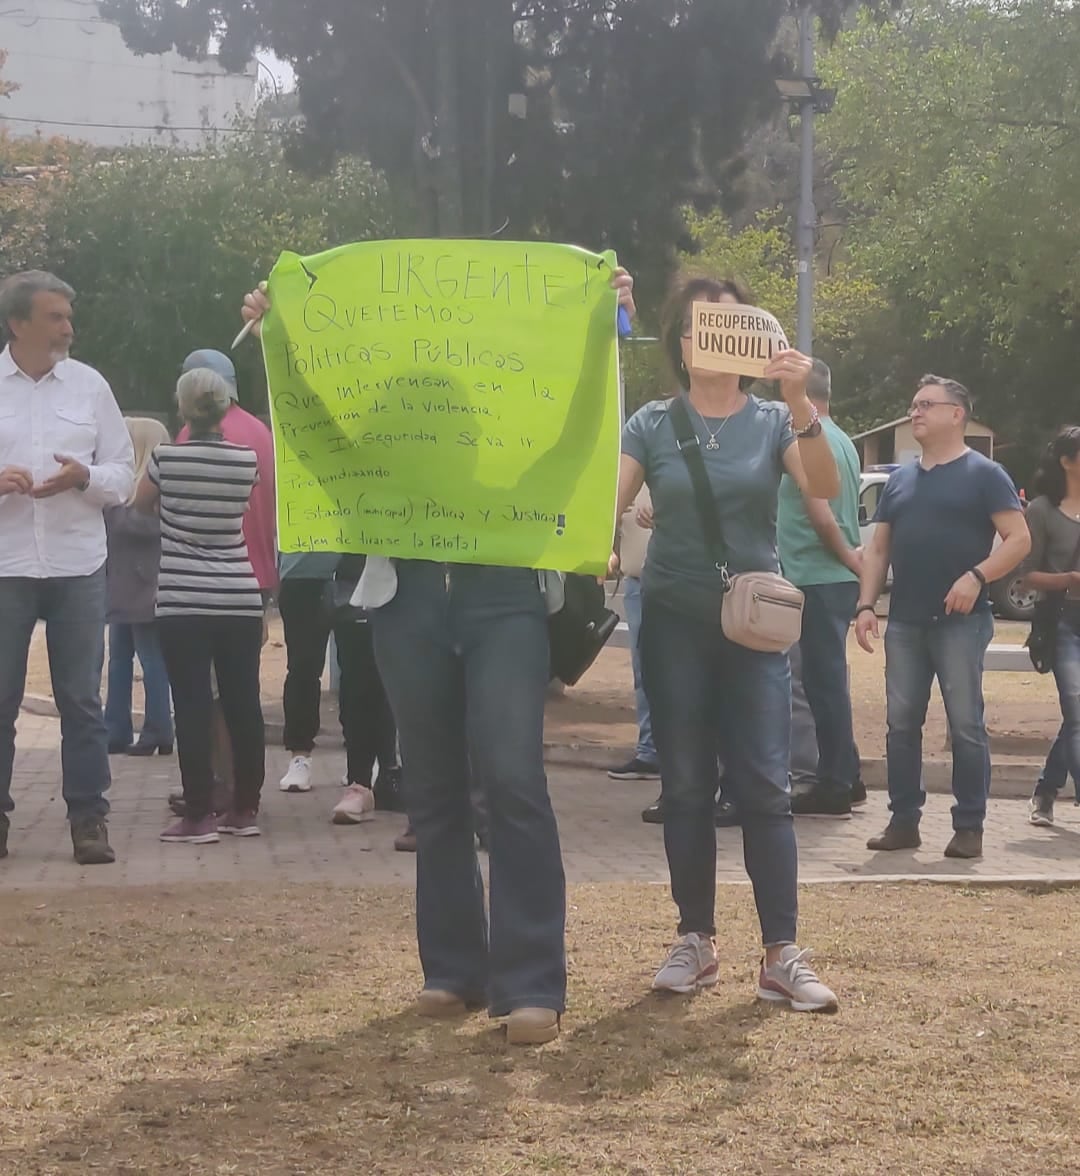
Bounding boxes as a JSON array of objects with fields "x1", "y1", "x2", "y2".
[{"x1": 262, "y1": 239, "x2": 622, "y2": 576}]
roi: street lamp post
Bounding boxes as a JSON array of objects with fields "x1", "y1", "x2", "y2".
[{"x1": 775, "y1": 4, "x2": 835, "y2": 355}]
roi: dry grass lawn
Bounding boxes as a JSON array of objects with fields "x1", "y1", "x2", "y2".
[{"x1": 2, "y1": 882, "x2": 1078, "y2": 1174}]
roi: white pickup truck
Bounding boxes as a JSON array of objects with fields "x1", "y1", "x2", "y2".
[{"x1": 858, "y1": 465, "x2": 1034, "y2": 621}]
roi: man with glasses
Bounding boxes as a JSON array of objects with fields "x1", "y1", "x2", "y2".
[{"x1": 855, "y1": 376, "x2": 1030, "y2": 859}]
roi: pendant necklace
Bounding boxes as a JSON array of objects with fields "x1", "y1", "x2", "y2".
[{"x1": 689, "y1": 400, "x2": 732, "y2": 451}]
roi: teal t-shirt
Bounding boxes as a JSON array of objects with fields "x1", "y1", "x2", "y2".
[
  {"x1": 279, "y1": 552, "x2": 341, "y2": 580},
  {"x1": 777, "y1": 416, "x2": 861, "y2": 587},
  {"x1": 621, "y1": 394, "x2": 795, "y2": 621}
]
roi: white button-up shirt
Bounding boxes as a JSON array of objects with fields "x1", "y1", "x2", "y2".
[{"x1": 0, "y1": 346, "x2": 134, "y2": 578}]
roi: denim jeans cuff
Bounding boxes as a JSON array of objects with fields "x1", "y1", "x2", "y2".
[{"x1": 489, "y1": 994, "x2": 567, "y2": 1018}]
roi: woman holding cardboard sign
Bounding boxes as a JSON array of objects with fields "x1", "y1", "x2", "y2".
[
  {"x1": 614, "y1": 275, "x2": 841, "y2": 1013},
  {"x1": 240, "y1": 267, "x2": 636, "y2": 1046}
]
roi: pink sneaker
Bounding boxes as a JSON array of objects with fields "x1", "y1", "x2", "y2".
[
  {"x1": 331, "y1": 783, "x2": 375, "y2": 825},
  {"x1": 218, "y1": 811, "x2": 261, "y2": 837},
  {"x1": 160, "y1": 815, "x2": 219, "y2": 844}
]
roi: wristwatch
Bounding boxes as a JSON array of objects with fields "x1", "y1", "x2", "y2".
[
  {"x1": 77, "y1": 472, "x2": 91, "y2": 492},
  {"x1": 855, "y1": 603, "x2": 876, "y2": 617},
  {"x1": 969, "y1": 567, "x2": 987, "y2": 587}
]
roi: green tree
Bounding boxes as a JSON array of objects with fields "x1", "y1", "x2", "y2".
[
  {"x1": 100, "y1": 0, "x2": 898, "y2": 310},
  {"x1": 21, "y1": 130, "x2": 395, "y2": 415},
  {"x1": 820, "y1": 0, "x2": 1080, "y2": 469}
]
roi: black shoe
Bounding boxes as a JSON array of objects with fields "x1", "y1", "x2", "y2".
[
  {"x1": 714, "y1": 799, "x2": 741, "y2": 827},
  {"x1": 791, "y1": 785, "x2": 853, "y2": 819},
  {"x1": 641, "y1": 795, "x2": 664, "y2": 824},
  {"x1": 0, "y1": 812, "x2": 8, "y2": 859},
  {"x1": 71, "y1": 818, "x2": 116, "y2": 865},
  {"x1": 609, "y1": 757, "x2": 661, "y2": 781},
  {"x1": 944, "y1": 829, "x2": 983, "y2": 859},
  {"x1": 866, "y1": 823, "x2": 921, "y2": 852},
  {"x1": 127, "y1": 742, "x2": 173, "y2": 757},
  {"x1": 374, "y1": 766, "x2": 405, "y2": 812},
  {"x1": 851, "y1": 778, "x2": 868, "y2": 808}
]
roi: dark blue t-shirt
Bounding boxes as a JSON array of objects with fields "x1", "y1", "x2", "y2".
[{"x1": 875, "y1": 451, "x2": 1021, "y2": 622}]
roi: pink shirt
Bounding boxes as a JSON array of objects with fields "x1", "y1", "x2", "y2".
[{"x1": 178, "y1": 405, "x2": 278, "y2": 592}]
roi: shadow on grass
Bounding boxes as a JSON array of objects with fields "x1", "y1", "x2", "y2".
[{"x1": 26, "y1": 994, "x2": 769, "y2": 1171}]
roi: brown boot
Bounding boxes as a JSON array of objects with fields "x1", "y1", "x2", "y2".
[
  {"x1": 71, "y1": 818, "x2": 116, "y2": 865},
  {"x1": 944, "y1": 829, "x2": 983, "y2": 859},
  {"x1": 866, "y1": 823, "x2": 921, "y2": 851},
  {"x1": 394, "y1": 823, "x2": 416, "y2": 853}
]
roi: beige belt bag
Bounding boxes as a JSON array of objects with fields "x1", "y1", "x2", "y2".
[{"x1": 720, "y1": 570, "x2": 804, "y2": 653}]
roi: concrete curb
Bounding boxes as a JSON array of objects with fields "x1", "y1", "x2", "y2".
[{"x1": 23, "y1": 696, "x2": 1050, "y2": 801}]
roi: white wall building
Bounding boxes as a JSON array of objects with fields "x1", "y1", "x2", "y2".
[{"x1": 1, "y1": 0, "x2": 258, "y2": 149}]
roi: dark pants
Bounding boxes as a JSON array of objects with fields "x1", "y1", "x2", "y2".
[
  {"x1": 158, "y1": 615, "x2": 265, "y2": 820},
  {"x1": 641, "y1": 598, "x2": 798, "y2": 946},
  {"x1": 0, "y1": 569, "x2": 111, "y2": 821},
  {"x1": 279, "y1": 578, "x2": 331, "y2": 753},
  {"x1": 336, "y1": 619, "x2": 398, "y2": 785},
  {"x1": 372, "y1": 562, "x2": 566, "y2": 1017},
  {"x1": 884, "y1": 611, "x2": 993, "y2": 832},
  {"x1": 1036, "y1": 618, "x2": 1080, "y2": 802},
  {"x1": 798, "y1": 582, "x2": 860, "y2": 793}
]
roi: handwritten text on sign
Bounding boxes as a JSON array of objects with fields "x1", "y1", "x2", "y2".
[
  {"x1": 262, "y1": 241, "x2": 622, "y2": 576},
  {"x1": 690, "y1": 301, "x2": 790, "y2": 379}
]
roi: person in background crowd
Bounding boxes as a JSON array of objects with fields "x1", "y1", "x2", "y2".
[
  {"x1": 277, "y1": 548, "x2": 345, "y2": 793},
  {"x1": 176, "y1": 349, "x2": 277, "y2": 601},
  {"x1": 239, "y1": 266, "x2": 636, "y2": 1046},
  {"x1": 856, "y1": 375, "x2": 1030, "y2": 860},
  {"x1": 277, "y1": 550, "x2": 403, "y2": 819},
  {"x1": 0, "y1": 270, "x2": 134, "y2": 865},
  {"x1": 616, "y1": 274, "x2": 841, "y2": 1013},
  {"x1": 1021, "y1": 427, "x2": 1080, "y2": 827},
  {"x1": 778, "y1": 359, "x2": 864, "y2": 818},
  {"x1": 608, "y1": 485, "x2": 661, "y2": 783},
  {"x1": 326, "y1": 553, "x2": 403, "y2": 825},
  {"x1": 138, "y1": 368, "x2": 265, "y2": 845},
  {"x1": 104, "y1": 417, "x2": 174, "y2": 757}
]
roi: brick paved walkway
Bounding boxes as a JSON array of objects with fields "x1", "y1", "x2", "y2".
[{"x1": 3, "y1": 713, "x2": 1078, "y2": 891}]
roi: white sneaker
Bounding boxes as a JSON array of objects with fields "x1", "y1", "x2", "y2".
[
  {"x1": 332, "y1": 783, "x2": 375, "y2": 825},
  {"x1": 652, "y1": 932, "x2": 719, "y2": 994},
  {"x1": 279, "y1": 755, "x2": 313, "y2": 793},
  {"x1": 757, "y1": 945, "x2": 839, "y2": 1013}
]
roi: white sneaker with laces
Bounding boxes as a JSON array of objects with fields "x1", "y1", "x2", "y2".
[
  {"x1": 757, "y1": 945, "x2": 839, "y2": 1013},
  {"x1": 279, "y1": 755, "x2": 313, "y2": 793},
  {"x1": 332, "y1": 783, "x2": 376, "y2": 825},
  {"x1": 652, "y1": 932, "x2": 719, "y2": 994}
]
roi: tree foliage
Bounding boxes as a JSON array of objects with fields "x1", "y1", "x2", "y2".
[
  {"x1": 820, "y1": 0, "x2": 1080, "y2": 464},
  {"x1": 3, "y1": 130, "x2": 395, "y2": 415},
  {"x1": 99, "y1": 0, "x2": 897, "y2": 310}
]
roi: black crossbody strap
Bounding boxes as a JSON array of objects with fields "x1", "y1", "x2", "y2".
[{"x1": 667, "y1": 396, "x2": 726, "y2": 572}]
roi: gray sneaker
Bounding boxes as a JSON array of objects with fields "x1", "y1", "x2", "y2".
[
  {"x1": 1029, "y1": 795, "x2": 1054, "y2": 827},
  {"x1": 652, "y1": 932, "x2": 718, "y2": 994},
  {"x1": 757, "y1": 946, "x2": 838, "y2": 1013}
]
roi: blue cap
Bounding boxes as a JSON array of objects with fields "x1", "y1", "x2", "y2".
[{"x1": 181, "y1": 349, "x2": 238, "y2": 400}]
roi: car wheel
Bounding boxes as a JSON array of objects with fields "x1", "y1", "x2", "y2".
[{"x1": 991, "y1": 570, "x2": 1036, "y2": 621}]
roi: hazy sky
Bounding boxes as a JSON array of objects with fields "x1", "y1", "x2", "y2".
[{"x1": 257, "y1": 51, "x2": 296, "y2": 93}]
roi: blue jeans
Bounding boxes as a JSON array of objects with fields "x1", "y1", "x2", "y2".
[
  {"x1": 371, "y1": 562, "x2": 566, "y2": 1017},
  {"x1": 0, "y1": 569, "x2": 111, "y2": 821},
  {"x1": 104, "y1": 622, "x2": 174, "y2": 747},
  {"x1": 798, "y1": 582, "x2": 860, "y2": 792},
  {"x1": 623, "y1": 576, "x2": 657, "y2": 764},
  {"x1": 641, "y1": 597, "x2": 797, "y2": 945},
  {"x1": 884, "y1": 611, "x2": 993, "y2": 832},
  {"x1": 1035, "y1": 619, "x2": 1080, "y2": 802}
]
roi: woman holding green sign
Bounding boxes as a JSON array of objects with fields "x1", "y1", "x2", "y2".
[
  {"x1": 240, "y1": 267, "x2": 636, "y2": 1046},
  {"x1": 614, "y1": 275, "x2": 842, "y2": 1013}
]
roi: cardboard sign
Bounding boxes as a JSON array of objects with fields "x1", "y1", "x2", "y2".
[
  {"x1": 262, "y1": 239, "x2": 622, "y2": 576},
  {"x1": 690, "y1": 301, "x2": 789, "y2": 378}
]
